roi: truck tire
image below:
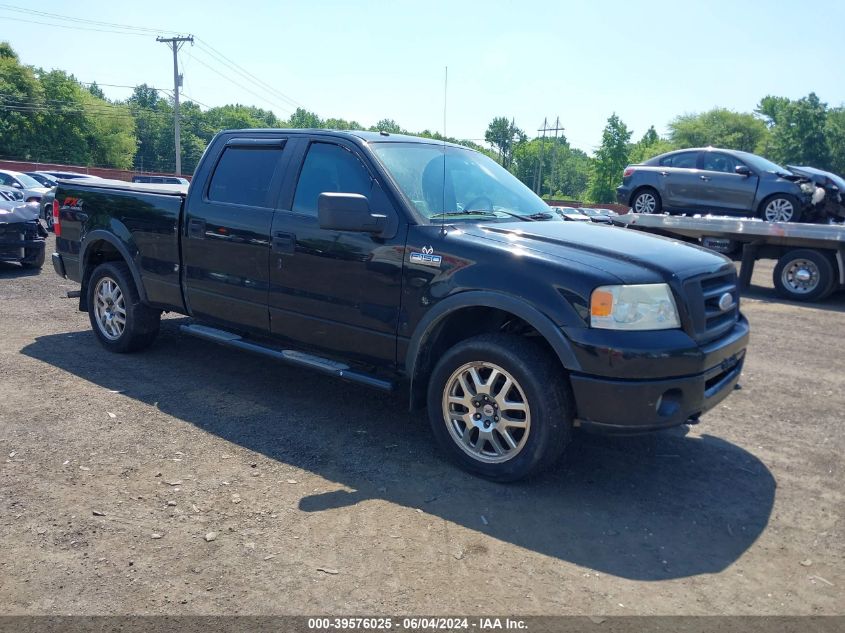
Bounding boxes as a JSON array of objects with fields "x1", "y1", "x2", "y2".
[
  {"x1": 760, "y1": 194, "x2": 802, "y2": 223},
  {"x1": 21, "y1": 247, "x2": 45, "y2": 269},
  {"x1": 426, "y1": 333, "x2": 573, "y2": 482},
  {"x1": 773, "y1": 249, "x2": 836, "y2": 302},
  {"x1": 87, "y1": 262, "x2": 160, "y2": 353},
  {"x1": 631, "y1": 188, "x2": 662, "y2": 214}
]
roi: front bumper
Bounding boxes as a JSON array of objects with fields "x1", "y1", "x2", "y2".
[
  {"x1": 568, "y1": 317, "x2": 749, "y2": 432},
  {"x1": 0, "y1": 235, "x2": 45, "y2": 263}
]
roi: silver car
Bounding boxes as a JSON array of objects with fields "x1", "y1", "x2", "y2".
[{"x1": 0, "y1": 170, "x2": 51, "y2": 203}]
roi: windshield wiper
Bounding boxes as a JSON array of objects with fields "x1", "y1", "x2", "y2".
[{"x1": 430, "y1": 209, "x2": 542, "y2": 222}]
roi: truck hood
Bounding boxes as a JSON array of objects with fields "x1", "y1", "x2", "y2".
[{"x1": 460, "y1": 220, "x2": 730, "y2": 284}]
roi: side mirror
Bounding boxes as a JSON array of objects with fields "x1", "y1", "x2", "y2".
[
  {"x1": 735, "y1": 165, "x2": 752, "y2": 177},
  {"x1": 11, "y1": 182, "x2": 22, "y2": 188},
  {"x1": 318, "y1": 192, "x2": 387, "y2": 234}
]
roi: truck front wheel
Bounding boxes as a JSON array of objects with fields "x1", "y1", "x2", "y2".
[
  {"x1": 87, "y1": 262, "x2": 161, "y2": 353},
  {"x1": 426, "y1": 333, "x2": 573, "y2": 482}
]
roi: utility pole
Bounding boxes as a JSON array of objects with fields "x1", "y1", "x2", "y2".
[
  {"x1": 537, "y1": 117, "x2": 547, "y2": 196},
  {"x1": 536, "y1": 118, "x2": 565, "y2": 197},
  {"x1": 156, "y1": 35, "x2": 193, "y2": 176}
]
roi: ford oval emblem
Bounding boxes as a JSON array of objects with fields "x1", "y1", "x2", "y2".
[{"x1": 718, "y1": 292, "x2": 734, "y2": 312}]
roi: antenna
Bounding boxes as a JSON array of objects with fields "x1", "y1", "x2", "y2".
[{"x1": 441, "y1": 66, "x2": 448, "y2": 236}]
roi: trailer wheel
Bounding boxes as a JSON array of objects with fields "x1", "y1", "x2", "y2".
[{"x1": 773, "y1": 249, "x2": 836, "y2": 302}]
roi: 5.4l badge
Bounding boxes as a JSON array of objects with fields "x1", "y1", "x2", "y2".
[{"x1": 410, "y1": 245, "x2": 442, "y2": 268}]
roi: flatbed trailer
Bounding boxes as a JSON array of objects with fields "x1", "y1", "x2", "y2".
[{"x1": 613, "y1": 212, "x2": 845, "y2": 302}]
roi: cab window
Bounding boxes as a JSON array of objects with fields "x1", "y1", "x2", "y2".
[{"x1": 292, "y1": 143, "x2": 372, "y2": 216}]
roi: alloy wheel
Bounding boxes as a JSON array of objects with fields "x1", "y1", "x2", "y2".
[
  {"x1": 94, "y1": 276, "x2": 127, "y2": 340},
  {"x1": 633, "y1": 193, "x2": 656, "y2": 213},
  {"x1": 764, "y1": 198, "x2": 794, "y2": 222},
  {"x1": 442, "y1": 361, "x2": 531, "y2": 464}
]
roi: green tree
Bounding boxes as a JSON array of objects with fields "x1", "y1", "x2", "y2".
[
  {"x1": 825, "y1": 107, "x2": 845, "y2": 177},
  {"x1": 755, "y1": 95, "x2": 790, "y2": 128},
  {"x1": 668, "y1": 108, "x2": 768, "y2": 153},
  {"x1": 485, "y1": 116, "x2": 523, "y2": 167},
  {"x1": 628, "y1": 125, "x2": 675, "y2": 163},
  {"x1": 287, "y1": 107, "x2": 322, "y2": 128},
  {"x1": 586, "y1": 114, "x2": 632, "y2": 203},
  {"x1": 766, "y1": 93, "x2": 830, "y2": 169},
  {"x1": 369, "y1": 118, "x2": 405, "y2": 134},
  {"x1": 0, "y1": 42, "x2": 44, "y2": 160}
]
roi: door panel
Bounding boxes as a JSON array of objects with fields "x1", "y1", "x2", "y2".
[
  {"x1": 658, "y1": 151, "x2": 702, "y2": 208},
  {"x1": 183, "y1": 139, "x2": 288, "y2": 332},
  {"x1": 699, "y1": 152, "x2": 758, "y2": 211},
  {"x1": 268, "y1": 140, "x2": 405, "y2": 369}
]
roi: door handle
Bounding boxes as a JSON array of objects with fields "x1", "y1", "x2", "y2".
[
  {"x1": 188, "y1": 218, "x2": 206, "y2": 239},
  {"x1": 272, "y1": 231, "x2": 295, "y2": 254},
  {"x1": 659, "y1": 171, "x2": 669, "y2": 177},
  {"x1": 700, "y1": 176, "x2": 711, "y2": 181}
]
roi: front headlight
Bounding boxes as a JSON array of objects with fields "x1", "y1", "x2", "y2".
[{"x1": 590, "y1": 283, "x2": 680, "y2": 330}]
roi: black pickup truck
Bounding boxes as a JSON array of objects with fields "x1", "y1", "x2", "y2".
[{"x1": 51, "y1": 130, "x2": 749, "y2": 481}]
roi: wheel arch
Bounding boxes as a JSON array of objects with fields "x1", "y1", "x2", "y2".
[
  {"x1": 405, "y1": 291, "x2": 581, "y2": 410},
  {"x1": 79, "y1": 230, "x2": 146, "y2": 311}
]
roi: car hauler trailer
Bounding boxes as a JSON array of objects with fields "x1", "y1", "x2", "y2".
[{"x1": 614, "y1": 213, "x2": 845, "y2": 302}]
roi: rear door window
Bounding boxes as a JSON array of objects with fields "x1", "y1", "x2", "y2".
[
  {"x1": 660, "y1": 152, "x2": 699, "y2": 169},
  {"x1": 208, "y1": 145, "x2": 285, "y2": 208}
]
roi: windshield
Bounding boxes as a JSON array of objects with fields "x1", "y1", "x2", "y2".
[
  {"x1": 736, "y1": 152, "x2": 790, "y2": 175},
  {"x1": 13, "y1": 172, "x2": 44, "y2": 188},
  {"x1": 370, "y1": 143, "x2": 549, "y2": 221}
]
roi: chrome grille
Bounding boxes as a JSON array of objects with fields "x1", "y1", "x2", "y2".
[{"x1": 684, "y1": 269, "x2": 739, "y2": 343}]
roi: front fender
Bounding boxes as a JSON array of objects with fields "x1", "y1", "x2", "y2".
[{"x1": 406, "y1": 289, "x2": 582, "y2": 378}]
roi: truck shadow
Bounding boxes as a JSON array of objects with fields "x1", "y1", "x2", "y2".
[
  {"x1": 742, "y1": 283, "x2": 845, "y2": 313},
  {"x1": 21, "y1": 321, "x2": 776, "y2": 582},
  {"x1": 0, "y1": 261, "x2": 43, "y2": 278}
]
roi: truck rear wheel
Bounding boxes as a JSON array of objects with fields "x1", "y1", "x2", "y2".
[
  {"x1": 773, "y1": 249, "x2": 836, "y2": 302},
  {"x1": 426, "y1": 333, "x2": 572, "y2": 482},
  {"x1": 87, "y1": 262, "x2": 161, "y2": 352}
]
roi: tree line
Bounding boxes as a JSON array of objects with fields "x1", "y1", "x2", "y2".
[{"x1": 2, "y1": 42, "x2": 844, "y2": 203}]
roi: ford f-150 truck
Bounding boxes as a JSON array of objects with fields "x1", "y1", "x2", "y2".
[{"x1": 51, "y1": 130, "x2": 749, "y2": 481}]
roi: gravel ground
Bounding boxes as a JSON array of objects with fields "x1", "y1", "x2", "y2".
[{"x1": 0, "y1": 235, "x2": 843, "y2": 615}]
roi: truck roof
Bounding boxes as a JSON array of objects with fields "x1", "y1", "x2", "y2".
[{"x1": 222, "y1": 128, "x2": 472, "y2": 149}]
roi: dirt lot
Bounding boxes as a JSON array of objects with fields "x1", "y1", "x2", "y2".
[{"x1": 0, "y1": 234, "x2": 843, "y2": 615}]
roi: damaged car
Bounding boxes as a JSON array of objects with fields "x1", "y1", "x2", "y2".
[
  {"x1": 617, "y1": 147, "x2": 845, "y2": 223},
  {"x1": 0, "y1": 199, "x2": 48, "y2": 269},
  {"x1": 785, "y1": 165, "x2": 845, "y2": 223}
]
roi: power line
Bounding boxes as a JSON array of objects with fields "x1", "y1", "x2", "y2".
[
  {"x1": 193, "y1": 38, "x2": 302, "y2": 109},
  {"x1": 0, "y1": 4, "x2": 177, "y2": 34},
  {"x1": 187, "y1": 52, "x2": 293, "y2": 115},
  {"x1": 0, "y1": 14, "x2": 155, "y2": 37},
  {"x1": 0, "y1": 4, "x2": 305, "y2": 118}
]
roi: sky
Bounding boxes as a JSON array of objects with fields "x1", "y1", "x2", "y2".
[{"x1": 3, "y1": 0, "x2": 845, "y2": 155}]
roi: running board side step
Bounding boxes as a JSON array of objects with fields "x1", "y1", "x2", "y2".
[{"x1": 179, "y1": 323, "x2": 394, "y2": 392}]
